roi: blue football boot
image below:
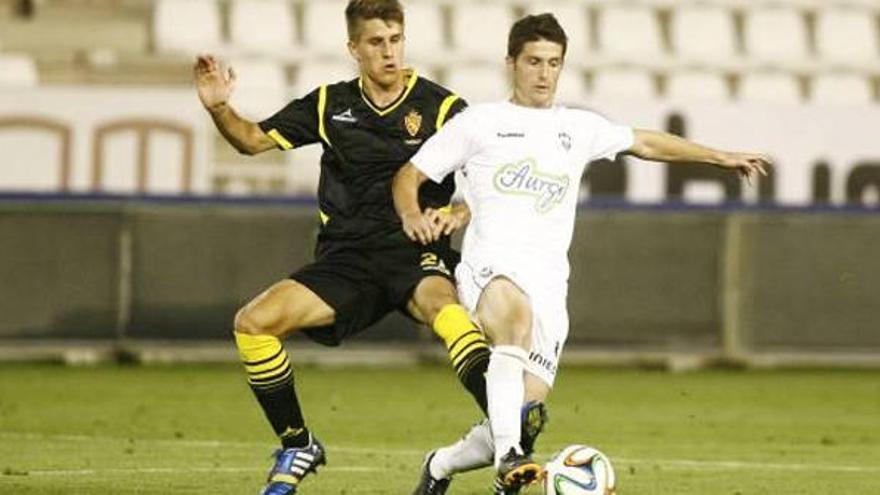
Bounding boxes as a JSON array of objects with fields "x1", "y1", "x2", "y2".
[
  {"x1": 259, "y1": 433, "x2": 326, "y2": 495},
  {"x1": 520, "y1": 401, "x2": 548, "y2": 456}
]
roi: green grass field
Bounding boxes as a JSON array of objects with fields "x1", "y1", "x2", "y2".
[{"x1": 0, "y1": 363, "x2": 878, "y2": 494}]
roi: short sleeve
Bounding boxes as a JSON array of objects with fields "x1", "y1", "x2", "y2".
[
  {"x1": 581, "y1": 111, "x2": 635, "y2": 162},
  {"x1": 441, "y1": 96, "x2": 468, "y2": 125},
  {"x1": 411, "y1": 106, "x2": 481, "y2": 184},
  {"x1": 258, "y1": 89, "x2": 321, "y2": 150}
]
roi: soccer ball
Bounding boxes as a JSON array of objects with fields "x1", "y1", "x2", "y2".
[{"x1": 543, "y1": 445, "x2": 616, "y2": 495}]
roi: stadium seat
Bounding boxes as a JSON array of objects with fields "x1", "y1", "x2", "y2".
[
  {"x1": 590, "y1": 68, "x2": 655, "y2": 100},
  {"x1": 595, "y1": 5, "x2": 664, "y2": 62},
  {"x1": 555, "y1": 68, "x2": 588, "y2": 106},
  {"x1": 229, "y1": 58, "x2": 288, "y2": 94},
  {"x1": 666, "y1": 71, "x2": 729, "y2": 101},
  {"x1": 738, "y1": 72, "x2": 802, "y2": 104},
  {"x1": 293, "y1": 59, "x2": 358, "y2": 94},
  {"x1": 229, "y1": 0, "x2": 297, "y2": 56},
  {"x1": 302, "y1": 0, "x2": 349, "y2": 58},
  {"x1": 450, "y1": 2, "x2": 515, "y2": 63},
  {"x1": 669, "y1": 5, "x2": 737, "y2": 64},
  {"x1": 152, "y1": 0, "x2": 222, "y2": 55},
  {"x1": 811, "y1": 73, "x2": 874, "y2": 105},
  {"x1": 0, "y1": 53, "x2": 39, "y2": 86},
  {"x1": 815, "y1": 7, "x2": 879, "y2": 67},
  {"x1": 284, "y1": 140, "x2": 323, "y2": 194},
  {"x1": 742, "y1": 7, "x2": 809, "y2": 66},
  {"x1": 402, "y1": 1, "x2": 447, "y2": 65},
  {"x1": 444, "y1": 65, "x2": 509, "y2": 103},
  {"x1": 524, "y1": 2, "x2": 591, "y2": 65}
]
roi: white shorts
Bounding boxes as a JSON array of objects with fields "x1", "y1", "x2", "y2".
[{"x1": 455, "y1": 257, "x2": 569, "y2": 387}]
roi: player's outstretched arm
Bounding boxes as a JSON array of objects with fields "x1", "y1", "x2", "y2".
[
  {"x1": 392, "y1": 162, "x2": 436, "y2": 245},
  {"x1": 626, "y1": 129, "x2": 771, "y2": 185},
  {"x1": 194, "y1": 54, "x2": 275, "y2": 156}
]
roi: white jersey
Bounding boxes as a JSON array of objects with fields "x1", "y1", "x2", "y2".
[{"x1": 412, "y1": 101, "x2": 634, "y2": 288}]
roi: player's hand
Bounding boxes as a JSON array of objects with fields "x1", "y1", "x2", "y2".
[
  {"x1": 424, "y1": 207, "x2": 466, "y2": 237},
  {"x1": 194, "y1": 54, "x2": 236, "y2": 112},
  {"x1": 401, "y1": 211, "x2": 436, "y2": 245},
  {"x1": 718, "y1": 152, "x2": 771, "y2": 186}
]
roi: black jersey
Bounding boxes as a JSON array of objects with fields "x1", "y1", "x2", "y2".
[{"x1": 259, "y1": 70, "x2": 467, "y2": 247}]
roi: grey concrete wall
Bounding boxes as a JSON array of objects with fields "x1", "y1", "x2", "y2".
[
  {"x1": 569, "y1": 211, "x2": 725, "y2": 350},
  {"x1": 0, "y1": 205, "x2": 122, "y2": 339},
  {"x1": 732, "y1": 214, "x2": 880, "y2": 352},
  {"x1": 1, "y1": 201, "x2": 878, "y2": 354}
]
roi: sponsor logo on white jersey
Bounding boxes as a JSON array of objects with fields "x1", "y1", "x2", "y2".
[{"x1": 493, "y1": 158, "x2": 570, "y2": 213}]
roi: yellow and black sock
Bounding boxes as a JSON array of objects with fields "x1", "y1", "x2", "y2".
[
  {"x1": 234, "y1": 332, "x2": 310, "y2": 449},
  {"x1": 433, "y1": 304, "x2": 491, "y2": 414}
]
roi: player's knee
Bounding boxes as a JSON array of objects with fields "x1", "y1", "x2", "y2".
[
  {"x1": 484, "y1": 318, "x2": 531, "y2": 348},
  {"x1": 480, "y1": 304, "x2": 531, "y2": 347},
  {"x1": 413, "y1": 278, "x2": 458, "y2": 323},
  {"x1": 508, "y1": 321, "x2": 532, "y2": 348},
  {"x1": 234, "y1": 305, "x2": 272, "y2": 336}
]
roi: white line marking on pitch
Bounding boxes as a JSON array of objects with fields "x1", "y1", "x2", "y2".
[
  {"x1": 2, "y1": 431, "x2": 878, "y2": 475},
  {"x1": 615, "y1": 458, "x2": 880, "y2": 474}
]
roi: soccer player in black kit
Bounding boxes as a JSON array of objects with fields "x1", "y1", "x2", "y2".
[{"x1": 193, "y1": 1, "x2": 511, "y2": 494}]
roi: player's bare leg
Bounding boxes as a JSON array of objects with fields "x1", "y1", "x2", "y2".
[
  {"x1": 410, "y1": 275, "x2": 491, "y2": 414},
  {"x1": 477, "y1": 277, "x2": 544, "y2": 492},
  {"x1": 234, "y1": 280, "x2": 336, "y2": 495}
]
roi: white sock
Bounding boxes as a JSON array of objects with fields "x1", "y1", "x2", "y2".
[
  {"x1": 429, "y1": 420, "x2": 494, "y2": 479},
  {"x1": 486, "y1": 345, "x2": 528, "y2": 467}
]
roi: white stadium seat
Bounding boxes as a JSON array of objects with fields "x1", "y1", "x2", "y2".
[
  {"x1": 229, "y1": 0, "x2": 296, "y2": 55},
  {"x1": 666, "y1": 71, "x2": 729, "y2": 101},
  {"x1": 227, "y1": 59, "x2": 288, "y2": 121},
  {"x1": 402, "y1": 1, "x2": 447, "y2": 64},
  {"x1": 302, "y1": 0, "x2": 349, "y2": 57},
  {"x1": 596, "y1": 5, "x2": 664, "y2": 61},
  {"x1": 738, "y1": 72, "x2": 802, "y2": 104},
  {"x1": 669, "y1": 5, "x2": 737, "y2": 63},
  {"x1": 286, "y1": 143, "x2": 323, "y2": 194},
  {"x1": 554, "y1": 68, "x2": 587, "y2": 106},
  {"x1": 293, "y1": 59, "x2": 358, "y2": 94},
  {"x1": 590, "y1": 68, "x2": 655, "y2": 100},
  {"x1": 153, "y1": 0, "x2": 222, "y2": 54},
  {"x1": 0, "y1": 53, "x2": 39, "y2": 86},
  {"x1": 811, "y1": 73, "x2": 874, "y2": 105},
  {"x1": 743, "y1": 7, "x2": 809, "y2": 65},
  {"x1": 230, "y1": 58, "x2": 287, "y2": 90},
  {"x1": 450, "y1": 2, "x2": 515, "y2": 63},
  {"x1": 525, "y1": 2, "x2": 591, "y2": 65},
  {"x1": 815, "y1": 8, "x2": 879, "y2": 66},
  {"x1": 444, "y1": 65, "x2": 509, "y2": 103}
]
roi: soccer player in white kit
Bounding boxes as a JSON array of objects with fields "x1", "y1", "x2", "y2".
[{"x1": 393, "y1": 13, "x2": 770, "y2": 494}]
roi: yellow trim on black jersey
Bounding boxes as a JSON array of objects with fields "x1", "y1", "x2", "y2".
[
  {"x1": 318, "y1": 85, "x2": 330, "y2": 146},
  {"x1": 358, "y1": 69, "x2": 419, "y2": 117},
  {"x1": 266, "y1": 129, "x2": 294, "y2": 150},
  {"x1": 435, "y1": 95, "x2": 460, "y2": 130},
  {"x1": 318, "y1": 209, "x2": 330, "y2": 225}
]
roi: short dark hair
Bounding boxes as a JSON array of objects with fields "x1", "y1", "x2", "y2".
[
  {"x1": 345, "y1": 0, "x2": 405, "y2": 41},
  {"x1": 507, "y1": 13, "x2": 568, "y2": 59}
]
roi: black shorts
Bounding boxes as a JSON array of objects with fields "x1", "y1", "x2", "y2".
[{"x1": 291, "y1": 238, "x2": 460, "y2": 346}]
